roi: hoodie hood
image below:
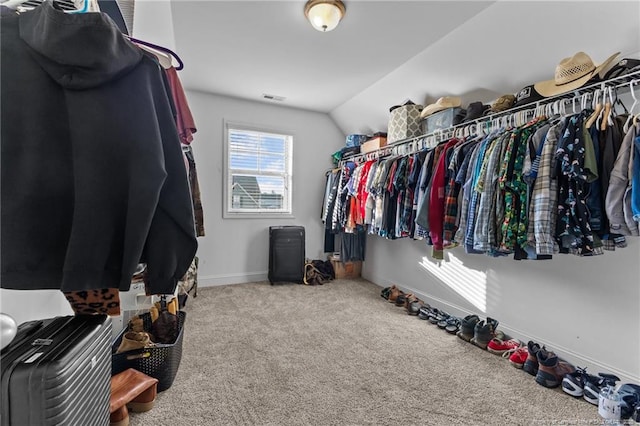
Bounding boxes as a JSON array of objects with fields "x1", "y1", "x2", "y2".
[{"x1": 18, "y1": 0, "x2": 142, "y2": 89}]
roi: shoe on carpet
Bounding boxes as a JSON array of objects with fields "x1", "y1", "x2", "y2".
[
  {"x1": 487, "y1": 338, "x2": 521, "y2": 355},
  {"x1": 395, "y1": 292, "x2": 409, "y2": 307},
  {"x1": 562, "y1": 366, "x2": 590, "y2": 397},
  {"x1": 456, "y1": 314, "x2": 479, "y2": 342},
  {"x1": 535, "y1": 347, "x2": 576, "y2": 388},
  {"x1": 470, "y1": 317, "x2": 503, "y2": 350},
  {"x1": 380, "y1": 286, "x2": 392, "y2": 300},
  {"x1": 388, "y1": 286, "x2": 402, "y2": 303},
  {"x1": 444, "y1": 317, "x2": 462, "y2": 334},
  {"x1": 583, "y1": 372, "x2": 620, "y2": 405},
  {"x1": 404, "y1": 294, "x2": 423, "y2": 316},
  {"x1": 523, "y1": 341, "x2": 542, "y2": 376},
  {"x1": 507, "y1": 346, "x2": 529, "y2": 368},
  {"x1": 617, "y1": 383, "x2": 640, "y2": 420},
  {"x1": 418, "y1": 304, "x2": 434, "y2": 320}
]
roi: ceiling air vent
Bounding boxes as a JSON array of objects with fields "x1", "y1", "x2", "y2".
[{"x1": 262, "y1": 94, "x2": 286, "y2": 102}]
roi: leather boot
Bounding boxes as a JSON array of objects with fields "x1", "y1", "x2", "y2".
[
  {"x1": 388, "y1": 286, "x2": 401, "y2": 303},
  {"x1": 523, "y1": 341, "x2": 541, "y2": 376},
  {"x1": 535, "y1": 347, "x2": 575, "y2": 388}
]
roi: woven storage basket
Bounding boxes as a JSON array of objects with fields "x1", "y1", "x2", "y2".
[{"x1": 112, "y1": 311, "x2": 186, "y2": 392}]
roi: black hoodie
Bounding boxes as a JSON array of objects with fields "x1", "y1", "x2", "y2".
[{"x1": 1, "y1": 1, "x2": 197, "y2": 294}]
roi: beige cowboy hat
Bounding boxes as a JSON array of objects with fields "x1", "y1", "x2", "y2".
[
  {"x1": 420, "y1": 96, "x2": 462, "y2": 119},
  {"x1": 534, "y1": 51, "x2": 620, "y2": 97}
]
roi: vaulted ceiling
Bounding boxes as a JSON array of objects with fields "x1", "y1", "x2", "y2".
[{"x1": 134, "y1": 1, "x2": 640, "y2": 135}]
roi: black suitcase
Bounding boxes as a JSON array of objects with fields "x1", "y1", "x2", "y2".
[
  {"x1": 1, "y1": 314, "x2": 112, "y2": 426},
  {"x1": 269, "y1": 225, "x2": 305, "y2": 284}
]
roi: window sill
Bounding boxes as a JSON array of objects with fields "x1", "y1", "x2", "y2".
[{"x1": 223, "y1": 212, "x2": 295, "y2": 220}]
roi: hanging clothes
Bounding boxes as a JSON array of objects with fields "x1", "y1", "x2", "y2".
[
  {"x1": 605, "y1": 123, "x2": 639, "y2": 236},
  {"x1": 329, "y1": 77, "x2": 639, "y2": 263},
  {"x1": 165, "y1": 67, "x2": 197, "y2": 145},
  {"x1": 553, "y1": 112, "x2": 601, "y2": 255},
  {"x1": 632, "y1": 134, "x2": 640, "y2": 222},
  {"x1": 0, "y1": 1, "x2": 197, "y2": 295},
  {"x1": 183, "y1": 145, "x2": 205, "y2": 237},
  {"x1": 528, "y1": 121, "x2": 564, "y2": 256}
]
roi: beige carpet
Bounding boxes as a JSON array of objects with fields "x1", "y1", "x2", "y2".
[{"x1": 130, "y1": 279, "x2": 601, "y2": 426}]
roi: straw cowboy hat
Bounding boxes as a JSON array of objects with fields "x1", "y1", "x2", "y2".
[
  {"x1": 534, "y1": 51, "x2": 620, "y2": 97},
  {"x1": 420, "y1": 96, "x2": 462, "y2": 118}
]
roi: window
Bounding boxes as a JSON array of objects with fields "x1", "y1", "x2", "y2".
[{"x1": 224, "y1": 122, "x2": 293, "y2": 218}]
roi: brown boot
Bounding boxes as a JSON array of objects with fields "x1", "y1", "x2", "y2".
[
  {"x1": 535, "y1": 348, "x2": 575, "y2": 388},
  {"x1": 523, "y1": 341, "x2": 542, "y2": 376},
  {"x1": 388, "y1": 286, "x2": 401, "y2": 303}
]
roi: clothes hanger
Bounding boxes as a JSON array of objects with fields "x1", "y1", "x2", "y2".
[
  {"x1": 134, "y1": 43, "x2": 173, "y2": 69},
  {"x1": 68, "y1": 0, "x2": 91, "y2": 14},
  {"x1": 599, "y1": 87, "x2": 614, "y2": 131},
  {"x1": 126, "y1": 36, "x2": 184, "y2": 70},
  {"x1": 585, "y1": 89, "x2": 602, "y2": 129},
  {"x1": 623, "y1": 79, "x2": 638, "y2": 132}
]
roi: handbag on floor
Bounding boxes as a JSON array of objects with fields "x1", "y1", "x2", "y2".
[{"x1": 303, "y1": 259, "x2": 334, "y2": 285}]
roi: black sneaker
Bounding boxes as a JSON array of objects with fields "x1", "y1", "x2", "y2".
[
  {"x1": 418, "y1": 305, "x2": 433, "y2": 320},
  {"x1": 562, "y1": 366, "x2": 589, "y2": 397},
  {"x1": 618, "y1": 384, "x2": 640, "y2": 419},
  {"x1": 583, "y1": 373, "x2": 620, "y2": 405}
]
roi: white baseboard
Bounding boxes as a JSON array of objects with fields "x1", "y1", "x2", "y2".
[
  {"x1": 197, "y1": 271, "x2": 268, "y2": 287},
  {"x1": 364, "y1": 272, "x2": 640, "y2": 384}
]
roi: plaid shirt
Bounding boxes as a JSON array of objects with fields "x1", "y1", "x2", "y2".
[
  {"x1": 528, "y1": 121, "x2": 563, "y2": 255},
  {"x1": 454, "y1": 142, "x2": 482, "y2": 246},
  {"x1": 464, "y1": 137, "x2": 492, "y2": 252},
  {"x1": 473, "y1": 134, "x2": 506, "y2": 252},
  {"x1": 429, "y1": 139, "x2": 459, "y2": 254}
]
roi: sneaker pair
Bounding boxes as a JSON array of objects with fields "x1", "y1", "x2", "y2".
[
  {"x1": 562, "y1": 369, "x2": 620, "y2": 405},
  {"x1": 507, "y1": 345, "x2": 529, "y2": 368},
  {"x1": 561, "y1": 366, "x2": 590, "y2": 397},
  {"x1": 487, "y1": 338, "x2": 521, "y2": 356}
]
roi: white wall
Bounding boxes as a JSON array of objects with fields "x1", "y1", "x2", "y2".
[
  {"x1": 363, "y1": 235, "x2": 640, "y2": 383},
  {"x1": 131, "y1": 0, "x2": 176, "y2": 51},
  {"x1": 186, "y1": 91, "x2": 345, "y2": 286}
]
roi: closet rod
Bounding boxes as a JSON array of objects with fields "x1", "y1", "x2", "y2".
[{"x1": 342, "y1": 68, "x2": 640, "y2": 165}]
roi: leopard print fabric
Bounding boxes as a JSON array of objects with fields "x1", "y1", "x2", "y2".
[{"x1": 63, "y1": 288, "x2": 121, "y2": 316}]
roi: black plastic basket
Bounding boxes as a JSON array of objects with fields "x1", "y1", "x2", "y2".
[{"x1": 111, "y1": 311, "x2": 186, "y2": 392}]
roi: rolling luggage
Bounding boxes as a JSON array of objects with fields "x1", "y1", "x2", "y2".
[
  {"x1": 1, "y1": 314, "x2": 112, "y2": 426},
  {"x1": 269, "y1": 225, "x2": 305, "y2": 284}
]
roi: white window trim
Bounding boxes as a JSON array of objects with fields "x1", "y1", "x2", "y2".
[{"x1": 223, "y1": 120, "x2": 294, "y2": 219}]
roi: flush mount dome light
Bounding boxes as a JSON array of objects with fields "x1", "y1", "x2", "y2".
[{"x1": 304, "y1": 0, "x2": 346, "y2": 32}]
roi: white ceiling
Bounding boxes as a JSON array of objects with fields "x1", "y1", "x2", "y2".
[
  {"x1": 169, "y1": 0, "x2": 494, "y2": 112},
  {"x1": 135, "y1": 1, "x2": 640, "y2": 135}
]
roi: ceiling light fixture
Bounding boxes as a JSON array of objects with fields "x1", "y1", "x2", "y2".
[{"x1": 304, "y1": 0, "x2": 346, "y2": 32}]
